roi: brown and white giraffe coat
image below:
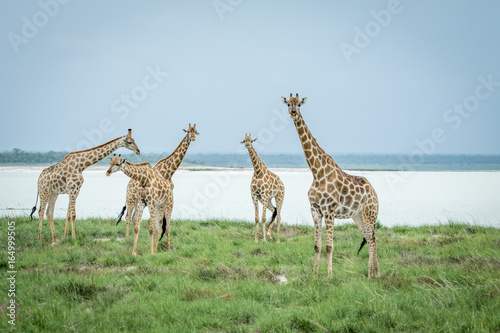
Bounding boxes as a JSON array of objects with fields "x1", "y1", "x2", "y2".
[
  {"x1": 241, "y1": 133, "x2": 285, "y2": 242},
  {"x1": 106, "y1": 154, "x2": 173, "y2": 256},
  {"x1": 31, "y1": 129, "x2": 140, "y2": 244},
  {"x1": 282, "y1": 94, "x2": 380, "y2": 278},
  {"x1": 118, "y1": 124, "x2": 199, "y2": 238}
]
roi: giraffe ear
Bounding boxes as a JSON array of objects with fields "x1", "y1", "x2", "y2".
[
  {"x1": 281, "y1": 96, "x2": 289, "y2": 104},
  {"x1": 182, "y1": 129, "x2": 188, "y2": 133},
  {"x1": 300, "y1": 97, "x2": 307, "y2": 105},
  {"x1": 251, "y1": 138, "x2": 258, "y2": 142}
]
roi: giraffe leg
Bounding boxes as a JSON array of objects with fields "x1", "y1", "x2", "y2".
[
  {"x1": 64, "y1": 202, "x2": 71, "y2": 238},
  {"x1": 324, "y1": 212, "x2": 335, "y2": 277},
  {"x1": 154, "y1": 228, "x2": 160, "y2": 253},
  {"x1": 252, "y1": 194, "x2": 259, "y2": 242},
  {"x1": 260, "y1": 194, "x2": 269, "y2": 242},
  {"x1": 268, "y1": 195, "x2": 283, "y2": 243},
  {"x1": 266, "y1": 198, "x2": 276, "y2": 241},
  {"x1": 125, "y1": 196, "x2": 137, "y2": 238},
  {"x1": 354, "y1": 208, "x2": 380, "y2": 278},
  {"x1": 132, "y1": 204, "x2": 144, "y2": 256},
  {"x1": 37, "y1": 192, "x2": 49, "y2": 241},
  {"x1": 363, "y1": 207, "x2": 380, "y2": 278},
  {"x1": 68, "y1": 193, "x2": 78, "y2": 239},
  {"x1": 310, "y1": 204, "x2": 323, "y2": 275},
  {"x1": 46, "y1": 192, "x2": 58, "y2": 244},
  {"x1": 163, "y1": 200, "x2": 173, "y2": 251},
  {"x1": 149, "y1": 208, "x2": 157, "y2": 255}
]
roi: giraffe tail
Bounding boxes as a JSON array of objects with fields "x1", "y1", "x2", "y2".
[
  {"x1": 357, "y1": 238, "x2": 367, "y2": 255},
  {"x1": 116, "y1": 205, "x2": 126, "y2": 225},
  {"x1": 159, "y1": 216, "x2": 167, "y2": 241},
  {"x1": 29, "y1": 191, "x2": 39, "y2": 221},
  {"x1": 267, "y1": 207, "x2": 278, "y2": 229}
]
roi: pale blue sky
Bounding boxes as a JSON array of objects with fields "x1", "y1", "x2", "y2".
[{"x1": 1, "y1": 0, "x2": 499, "y2": 155}]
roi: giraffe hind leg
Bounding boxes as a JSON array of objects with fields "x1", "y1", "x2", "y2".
[
  {"x1": 46, "y1": 192, "x2": 58, "y2": 244},
  {"x1": 37, "y1": 194, "x2": 49, "y2": 241}
]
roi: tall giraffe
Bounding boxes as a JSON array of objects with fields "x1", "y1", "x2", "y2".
[
  {"x1": 106, "y1": 154, "x2": 173, "y2": 256},
  {"x1": 30, "y1": 129, "x2": 141, "y2": 244},
  {"x1": 282, "y1": 94, "x2": 380, "y2": 278},
  {"x1": 117, "y1": 124, "x2": 199, "y2": 237},
  {"x1": 241, "y1": 133, "x2": 285, "y2": 242}
]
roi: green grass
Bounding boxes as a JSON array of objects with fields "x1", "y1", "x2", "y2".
[{"x1": 0, "y1": 217, "x2": 499, "y2": 332}]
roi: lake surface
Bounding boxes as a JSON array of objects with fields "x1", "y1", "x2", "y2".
[{"x1": 1, "y1": 166, "x2": 499, "y2": 227}]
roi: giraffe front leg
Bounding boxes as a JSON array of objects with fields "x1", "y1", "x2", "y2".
[
  {"x1": 252, "y1": 195, "x2": 259, "y2": 242},
  {"x1": 310, "y1": 204, "x2": 323, "y2": 275},
  {"x1": 260, "y1": 194, "x2": 269, "y2": 242},
  {"x1": 324, "y1": 212, "x2": 335, "y2": 277}
]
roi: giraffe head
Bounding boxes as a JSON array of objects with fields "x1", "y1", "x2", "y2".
[
  {"x1": 106, "y1": 154, "x2": 126, "y2": 176},
  {"x1": 182, "y1": 123, "x2": 199, "y2": 141},
  {"x1": 240, "y1": 133, "x2": 257, "y2": 149},
  {"x1": 120, "y1": 129, "x2": 141, "y2": 155},
  {"x1": 281, "y1": 93, "x2": 307, "y2": 120}
]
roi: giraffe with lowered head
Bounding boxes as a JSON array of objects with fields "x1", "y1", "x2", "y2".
[
  {"x1": 106, "y1": 154, "x2": 173, "y2": 256},
  {"x1": 241, "y1": 133, "x2": 285, "y2": 242},
  {"x1": 30, "y1": 129, "x2": 141, "y2": 244},
  {"x1": 282, "y1": 94, "x2": 380, "y2": 278},
  {"x1": 117, "y1": 124, "x2": 199, "y2": 238}
]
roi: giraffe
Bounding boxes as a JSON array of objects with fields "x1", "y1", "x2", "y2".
[
  {"x1": 30, "y1": 129, "x2": 140, "y2": 244},
  {"x1": 117, "y1": 124, "x2": 199, "y2": 238},
  {"x1": 282, "y1": 94, "x2": 380, "y2": 278},
  {"x1": 241, "y1": 133, "x2": 285, "y2": 242},
  {"x1": 106, "y1": 154, "x2": 173, "y2": 256}
]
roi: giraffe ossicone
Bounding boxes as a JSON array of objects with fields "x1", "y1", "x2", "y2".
[{"x1": 282, "y1": 94, "x2": 381, "y2": 278}]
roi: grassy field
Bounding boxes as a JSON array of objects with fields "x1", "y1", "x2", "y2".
[{"x1": 0, "y1": 217, "x2": 499, "y2": 332}]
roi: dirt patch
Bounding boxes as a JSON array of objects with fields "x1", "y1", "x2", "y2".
[
  {"x1": 401, "y1": 251, "x2": 438, "y2": 266},
  {"x1": 279, "y1": 227, "x2": 308, "y2": 238}
]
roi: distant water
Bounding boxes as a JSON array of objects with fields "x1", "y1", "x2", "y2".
[{"x1": 0, "y1": 166, "x2": 499, "y2": 228}]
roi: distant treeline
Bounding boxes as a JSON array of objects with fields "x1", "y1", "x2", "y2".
[{"x1": 1, "y1": 149, "x2": 500, "y2": 171}]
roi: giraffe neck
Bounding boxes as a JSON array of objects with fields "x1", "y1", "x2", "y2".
[
  {"x1": 121, "y1": 161, "x2": 151, "y2": 186},
  {"x1": 70, "y1": 137, "x2": 125, "y2": 172},
  {"x1": 247, "y1": 146, "x2": 266, "y2": 176},
  {"x1": 154, "y1": 134, "x2": 191, "y2": 180},
  {"x1": 293, "y1": 115, "x2": 339, "y2": 178}
]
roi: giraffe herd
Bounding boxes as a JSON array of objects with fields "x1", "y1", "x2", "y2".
[{"x1": 30, "y1": 95, "x2": 381, "y2": 278}]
